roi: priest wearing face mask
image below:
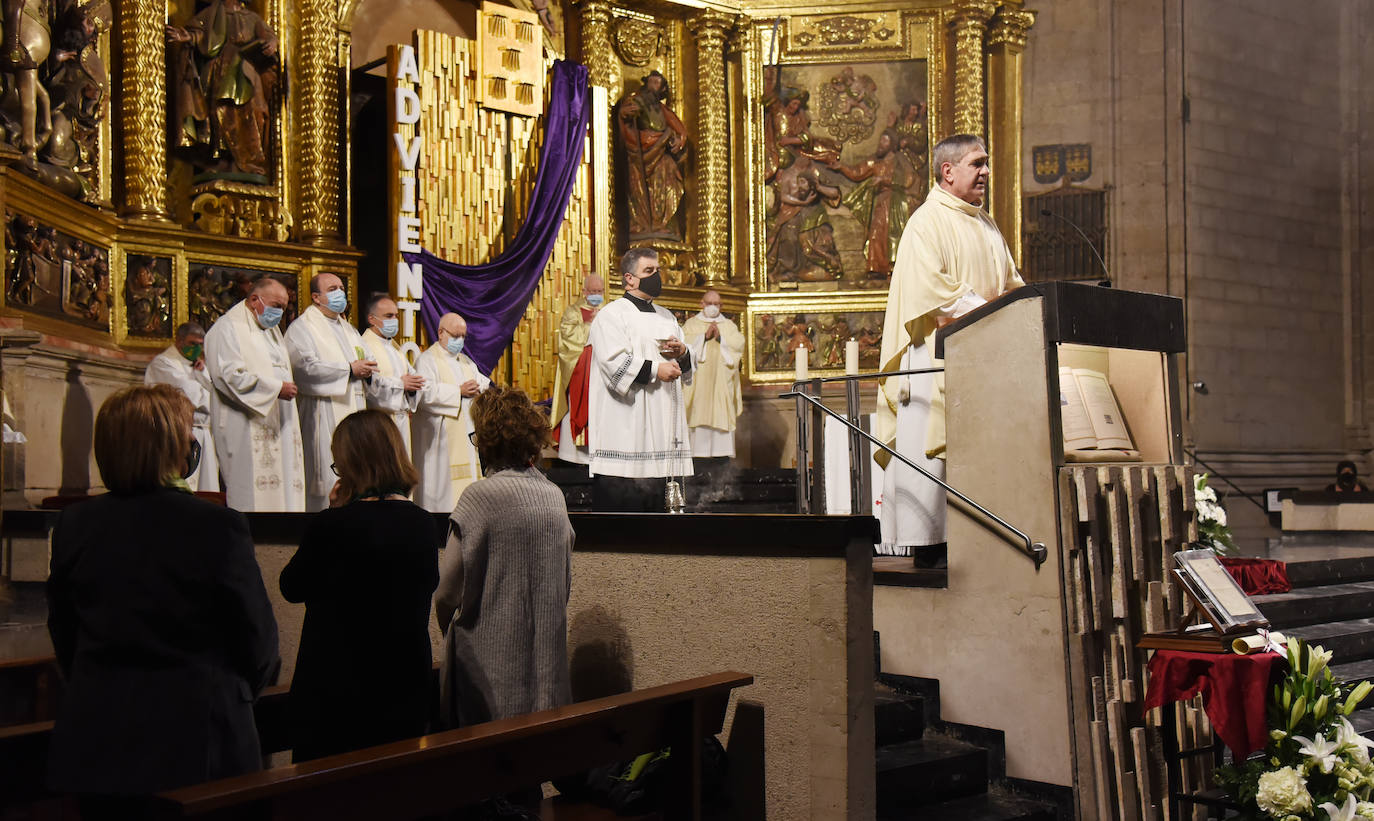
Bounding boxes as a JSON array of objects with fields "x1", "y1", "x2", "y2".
[
  {"x1": 285, "y1": 274, "x2": 388, "y2": 512},
  {"x1": 551, "y1": 273, "x2": 604, "y2": 465},
  {"x1": 361, "y1": 294, "x2": 427, "y2": 450},
  {"x1": 144, "y1": 321, "x2": 221, "y2": 491},
  {"x1": 681, "y1": 289, "x2": 744, "y2": 461},
  {"x1": 204, "y1": 276, "x2": 307, "y2": 511},
  {"x1": 586, "y1": 248, "x2": 693, "y2": 511},
  {"x1": 412, "y1": 312, "x2": 490, "y2": 512}
]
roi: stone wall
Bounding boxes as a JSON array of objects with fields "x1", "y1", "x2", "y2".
[{"x1": 1022, "y1": 0, "x2": 1374, "y2": 548}]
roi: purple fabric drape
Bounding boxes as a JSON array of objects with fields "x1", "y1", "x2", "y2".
[{"x1": 403, "y1": 60, "x2": 590, "y2": 376}]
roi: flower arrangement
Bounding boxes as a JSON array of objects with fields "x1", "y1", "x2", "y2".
[
  {"x1": 1195, "y1": 473, "x2": 1237, "y2": 556},
  {"x1": 1217, "y1": 638, "x2": 1374, "y2": 820}
]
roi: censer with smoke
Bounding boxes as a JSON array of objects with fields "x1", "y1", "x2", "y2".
[{"x1": 658, "y1": 337, "x2": 688, "y2": 514}]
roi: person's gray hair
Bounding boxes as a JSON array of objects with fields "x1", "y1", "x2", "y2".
[
  {"x1": 173, "y1": 322, "x2": 205, "y2": 344},
  {"x1": 249, "y1": 275, "x2": 285, "y2": 296},
  {"x1": 620, "y1": 247, "x2": 659, "y2": 278},
  {"x1": 932, "y1": 134, "x2": 986, "y2": 177}
]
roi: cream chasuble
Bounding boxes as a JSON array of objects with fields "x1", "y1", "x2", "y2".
[
  {"x1": 682, "y1": 312, "x2": 744, "y2": 458},
  {"x1": 552, "y1": 299, "x2": 596, "y2": 464},
  {"x1": 412, "y1": 344, "x2": 489, "y2": 512},
  {"x1": 144, "y1": 345, "x2": 220, "y2": 491},
  {"x1": 361, "y1": 328, "x2": 421, "y2": 450},
  {"x1": 204, "y1": 299, "x2": 306, "y2": 511},
  {"x1": 876, "y1": 184, "x2": 1024, "y2": 462},
  {"x1": 286, "y1": 305, "x2": 383, "y2": 511},
  {"x1": 586, "y1": 297, "x2": 693, "y2": 479}
]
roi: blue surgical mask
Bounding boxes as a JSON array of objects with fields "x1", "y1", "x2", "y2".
[
  {"x1": 587, "y1": 294, "x2": 604, "y2": 307},
  {"x1": 446, "y1": 337, "x2": 464, "y2": 356},
  {"x1": 379, "y1": 318, "x2": 399, "y2": 339},
  {"x1": 259, "y1": 305, "x2": 283, "y2": 328},
  {"x1": 326, "y1": 289, "x2": 347, "y2": 313}
]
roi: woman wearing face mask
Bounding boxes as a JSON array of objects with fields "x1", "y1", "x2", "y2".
[
  {"x1": 279, "y1": 409, "x2": 439, "y2": 762},
  {"x1": 1326, "y1": 460, "x2": 1370, "y2": 493},
  {"x1": 46, "y1": 385, "x2": 280, "y2": 819}
]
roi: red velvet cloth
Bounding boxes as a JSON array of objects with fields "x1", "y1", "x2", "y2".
[
  {"x1": 1144, "y1": 649, "x2": 1284, "y2": 757},
  {"x1": 553, "y1": 345, "x2": 593, "y2": 446},
  {"x1": 1219, "y1": 557, "x2": 1292, "y2": 595}
]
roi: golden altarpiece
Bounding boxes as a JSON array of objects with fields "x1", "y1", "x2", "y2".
[{"x1": 0, "y1": 0, "x2": 1031, "y2": 502}]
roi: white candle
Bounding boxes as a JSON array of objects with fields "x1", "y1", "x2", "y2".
[
  {"x1": 795, "y1": 346, "x2": 808, "y2": 381},
  {"x1": 845, "y1": 339, "x2": 859, "y2": 376}
]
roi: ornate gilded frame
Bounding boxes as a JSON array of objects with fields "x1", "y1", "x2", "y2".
[{"x1": 745, "y1": 292, "x2": 886, "y2": 384}]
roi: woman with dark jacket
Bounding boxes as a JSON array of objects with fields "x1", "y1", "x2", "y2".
[
  {"x1": 46, "y1": 384, "x2": 280, "y2": 819},
  {"x1": 280, "y1": 409, "x2": 439, "y2": 762}
]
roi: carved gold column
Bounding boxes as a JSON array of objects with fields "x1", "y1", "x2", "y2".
[
  {"x1": 987, "y1": 6, "x2": 1034, "y2": 265},
  {"x1": 690, "y1": 11, "x2": 733, "y2": 287},
  {"x1": 579, "y1": 0, "x2": 618, "y2": 280},
  {"x1": 729, "y1": 20, "x2": 754, "y2": 287},
  {"x1": 297, "y1": 0, "x2": 342, "y2": 246},
  {"x1": 119, "y1": 0, "x2": 168, "y2": 220},
  {"x1": 951, "y1": 1, "x2": 996, "y2": 137}
]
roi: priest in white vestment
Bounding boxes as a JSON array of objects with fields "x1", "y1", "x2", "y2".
[
  {"x1": 681, "y1": 289, "x2": 744, "y2": 460},
  {"x1": 204, "y1": 277, "x2": 306, "y2": 512},
  {"x1": 361, "y1": 294, "x2": 426, "y2": 450},
  {"x1": 285, "y1": 273, "x2": 405, "y2": 511},
  {"x1": 551, "y1": 274, "x2": 603, "y2": 464},
  {"x1": 875, "y1": 134, "x2": 1024, "y2": 556},
  {"x1": 587, "y1": 248, "x2": 693, "y2": 511},
  {"x1": 144, "y1": 321, "x2": 220, "y2": 491},
  {"x1": 412, "y1": 312, "x2": 490, "y2": 512}
]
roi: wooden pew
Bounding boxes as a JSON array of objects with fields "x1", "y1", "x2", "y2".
[{"x1": 157, "y1": 671, "x2": 752, "y2": 821}]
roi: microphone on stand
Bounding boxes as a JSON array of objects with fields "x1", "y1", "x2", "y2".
[{"x1": 1040, "y1": 208, "x2": 1110, "y2": 287}]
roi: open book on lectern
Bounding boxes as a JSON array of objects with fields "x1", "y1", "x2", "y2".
[{"x1": 1059, "y1": 367, "x2": 1141, "y2": 461}]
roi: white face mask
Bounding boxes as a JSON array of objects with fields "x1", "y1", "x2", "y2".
[{"x1": 703, "y1": 305, "x2": 721, "y2": 319}]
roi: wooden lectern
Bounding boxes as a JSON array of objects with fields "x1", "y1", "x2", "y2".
[{"x1": 876, "y1": 283, "x2": 1192, "y2": 820}]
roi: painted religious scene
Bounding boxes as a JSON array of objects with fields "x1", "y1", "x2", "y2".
[
  {"x1": 764, "y1": 59, "x2": 928, "y2": 292},
  {"x1": 749, "y1": 307, "x2": 882, "y2": 377},
  {"x1": 4, "y1": 212, "x2": 109, "y2": 330},
  {"x1": 188, "y1": 263, "x2": 298, "y2": 331},
  {"x1": 122, "y1": 254, "x2": 173, "y2": 339}
]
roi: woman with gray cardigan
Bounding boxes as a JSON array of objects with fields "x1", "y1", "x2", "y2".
[{"x1": 435, "y1": 385, "x2": 574, "y2": 729}]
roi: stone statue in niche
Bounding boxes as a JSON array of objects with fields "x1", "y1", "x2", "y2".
[
  {"x1": 824, "y1": 128, "x2": 916, "y2": 282},
  {"x1": 617, "y1": 71, "x2": 688, "y2": 243},
  {"x1": 166, "y1": 0, "x2": 281, "y2": 181},
  {"x1": 0, "y1": 0, "x2": 110, "y2": 199}
]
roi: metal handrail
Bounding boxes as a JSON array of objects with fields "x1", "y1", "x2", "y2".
[
  {"x1": 1183, "y1": 449, "x2": 1269, "y2": 515},
  {"x1": 782, "y1": 388, "x2": 1049, "y2": 569}
]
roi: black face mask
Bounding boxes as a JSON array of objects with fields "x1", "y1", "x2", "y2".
[
  {"x1": 636, "y1": 272, "x2": 662, "y2": 298},
  {"x1": 1338, "y1": 472, "x2": 1357, "y2": 489},
  {"x1": 182, "y1": 439, "x2": 202, "y2": 480}
]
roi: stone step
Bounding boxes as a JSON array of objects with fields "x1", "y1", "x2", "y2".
[
  {"x1": 876, "y1": 735, "x2": 987, "y2": 809},
  {"x1": 1284, "y1": 556, "x2": 1374, "y2": 589},
  {"x1": 878, "y1": 789, "x2": 1057, "y2": 821},
  {"x1": 875, "y1": 683, "x2": 925, "y2": 746},
  {"x1": 1282, "y1": 618, "x2": 1374, "y2": 662},
  {"x1": 1254, "y1": 581, "x2": 1374, "y2": 628},
  {"x1": 1348, "y1": 707, "x2": 1374, "y2": 737},
  {"x1": 1332, "y1": 658, "x2": 1374, "y2": 685}
]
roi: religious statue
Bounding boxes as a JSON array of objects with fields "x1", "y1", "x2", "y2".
[
  {"x1": 755, "y1": 314, "x2": 787, "y2": 370},
  {"x1": 764, "y1": 87, "x2": 840, "y2": 184},
  {"x1": 891, "y1": 101, "x2": 929, "y2": 199},
  {"x1": 617, "y1": 71, "x2": 688, "y2": 243},
  {"x1": 826, "y1": 129, "x2": 916, "y2": 282},
  {"x1": 5, "y1": 213, "x2": 55, "y2": 305},
  {"x1": 166, "y1": 0, "x2": 282, "y2": 180},
  {"x1": 0, "y1": 0, "x2": 110, "y2": 198},
  {"x1": 59, "y1": 239, "x2": 107, "y2": 323},
  {"x1": 767, "y1": 162, "x2": 841, "y2": 284},
  {"x1": 820, "y1": 318, "x2": 851, "y2": 368}
]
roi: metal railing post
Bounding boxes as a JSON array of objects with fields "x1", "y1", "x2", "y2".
[
  {"x1": 794, "y1": 382, "x2": 812, "y2": 514},
  {"x1": 845, "y1": 378, "x2": 865, "y2": 514}
]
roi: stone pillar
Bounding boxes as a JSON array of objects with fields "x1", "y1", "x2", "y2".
[
  {"x1": 690, "y1": 11, "x2": 733, "y2": 287},
  {"x1": 987, "y1": 6, "x2": 1035, "y2": 264},
  {"x1": 119, "y1": 0, "x2": 168, "y2": 220},
  {"x1": 297, "y1": 0, "x2": 342, "y2": 246},
  {"x1": 951, "y1": 1, "x2": 996, "y2": 137}
]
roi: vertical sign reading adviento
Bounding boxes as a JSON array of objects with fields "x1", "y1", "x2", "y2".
[{"x1": 387, "y1": 43, "x2": 424, "y2": 363}]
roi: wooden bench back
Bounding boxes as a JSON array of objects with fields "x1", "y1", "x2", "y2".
[{"x1": 157, "y1": 671, "x2": 752, "y2": 821}]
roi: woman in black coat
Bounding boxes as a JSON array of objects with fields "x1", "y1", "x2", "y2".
[
  {"x1": 46, "y1": 385, "x2": 280, "y2": 819},
  {"x1": 280, "y1": 409, "x2": 439, "y2": 762}
]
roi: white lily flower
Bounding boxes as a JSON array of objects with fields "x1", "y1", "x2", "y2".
[
  {"x1": 1294, "y1": 732, "x2": 1342, "y2": 773},
  {"x1": 1337, "y1": 717, "x2": 1374, "y2": 765},
  {"x1": 1321, "y1": 793, "x2": 1359, "y2": 821}
]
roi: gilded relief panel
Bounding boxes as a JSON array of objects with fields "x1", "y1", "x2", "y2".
[
  {"x1": 3, "y1": 212, "x2": 110, "y2": 332},
  {"x1": 120, "y1": 253, "x2": 174, "y2": 343},
  {"x1": 745, "y1": 295, "x2": 884, "y2": 383},
  {"x1": 751, "y1": 12, "x2": 940, "y2": 294},
  {"x1": 187, "y1": 262, "x2": 300, "y2": 332}
]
